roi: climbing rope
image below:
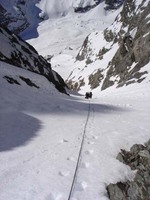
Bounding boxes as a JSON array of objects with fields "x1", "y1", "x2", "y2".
[{"x1": 67, "y1": 100, "x2": 91, "y2": 200}]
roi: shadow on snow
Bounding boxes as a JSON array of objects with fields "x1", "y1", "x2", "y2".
[
  {"x1": 0, "y1": 111, "x2": 41, "y2": 152},
  {"x1": 0, "y1": 93, "x2": 129, "y2": 152},
  {"x1": 19, "y1": 1, "x2": 42, "y2": 40}
]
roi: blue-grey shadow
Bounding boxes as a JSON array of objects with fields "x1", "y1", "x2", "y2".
[
  {"x1": 26, "y1": 93, "x2": 129, "y2": 116},
  {"x1": 0, "y1": 111, "x2": 41, "y2": 152},
  {"x1": 20, "y1": 25, "x2": 40, "y2": 40},
  {"x1": 19, "y1": 1, "x2": 42, "y2": 40}
]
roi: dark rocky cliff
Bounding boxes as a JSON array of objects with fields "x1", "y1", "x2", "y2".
[
  {"x1": 107, "y1": 140, "x2": 150, "y2": 200},
  {"x1": 0, "y1": 0, "x2": 41, "y2": 36},
  {"x1": 67, "y1": 0, "x2": 150, "y2": 91},
  {"x1": 0, "y1": 26, "x2": 67, "y2": 93},
  {"x1": 102, "y1": 0, "x2": 150, "y2": 90}
]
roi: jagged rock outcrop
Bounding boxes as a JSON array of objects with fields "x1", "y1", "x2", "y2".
[
  {"x1": 0, "y1": 26, "x2": 67, "y2": 93},
  {"x1": 0, "y1": 0, "x2": 42, "y2": 39},
  {"x1": 67, "y1": 0, "x2": 150, "y2": 92},
  {"x1": 0, "y1": 0, "x2": 28, "y2": 34},
  {"x1": 102, "y1": 0, "x2": 150, "y2": 90},
  {"x1": 67, "y1": 78, "x2": 85, "y2": 91},
  {"x1": 74, "y1": 0, "x2": 124, "y2": 13},
  {"x1": 76, "y1": 36, "x2": 90, "y2": 62},
  {"x1": 107, "y1": 140, "x2": 150, "y2": 200},
  {"x1": 0, "y1": 0, "x2": 125, "y2": 39},
  {"x1": 105, "y1": 0, "x2": 124, "y2": 10},
  {"x1": 0, "y1": 0, "x2": 114, "y2": 37},
  {"x1": 88, "y1": 69, "x2": 104, "y2": 89},
  {"x1": 74, "y1": 0, "x2": 101, "y2": 13}
]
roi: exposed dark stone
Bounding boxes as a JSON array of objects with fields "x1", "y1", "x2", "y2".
[
  {"x1": 19, "y1": 76, "x2": 40, "y2": 88},
  {"x1": 0, "y1": 27, "x2": 67, "y2": 94},
  {"x1": 44, "y1": 55, "x2": 54, "y2": 62},
  {"x1": 104, "y1": 29, "x2": 115, "y2": 42},
  {"x1": 66, "y1": 78, "x2": 85, "y2": 91},
  {"x1": 107, "y1": 140, "x2": 150, "y2": 200},
  {"x1": 74, "y1": 0, "x2": 150, "y2": 92},
  {"x1": 105, "y1": 0, "x2": 124, "y2": 10},
  {"x1": 0, "y1": 0, "x2": 41, "y2": 35},
  {"x1": 76, "y1": 36, "x2": 89, "y2": 61},
  {"x1": 85, "y1": 57, "x2": 93, "y2": 65},
  {"x1": 101, "y1": 3, "x2": 150, "y2": 91},
  {"x1": 98, "y1": 47, "x2": 110, "y2": 60},
  {"x1": 88, "y1": 69, "x2": 104, "y2": 89},
  {"x1": 3, "y1": 76, "x2": 20, "y2": 85},
  {"x1": 74, "y1": 0, "x2": 102, "y2": 13}
]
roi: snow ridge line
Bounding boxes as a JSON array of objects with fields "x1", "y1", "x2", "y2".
[{"x1": 67, "y1": 100, "x2": 91, "y2": 200}]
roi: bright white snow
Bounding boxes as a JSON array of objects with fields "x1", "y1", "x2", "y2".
[
  {"x1": 28, "y1": 1, "x2": 120, "y2": 57},
  {"x1": 0, "y1": 61, "x2": 150, "y2": 200},
  {"x1": 1, "y1": 1, "x2": 150, "y2": 199},
  {"x1": 27, "y1": 1, "x2": 122, "y2": 80}
]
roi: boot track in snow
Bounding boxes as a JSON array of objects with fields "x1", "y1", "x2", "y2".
[{"x1": 67, "y1": 100, "x2": 92, "y2": 200}]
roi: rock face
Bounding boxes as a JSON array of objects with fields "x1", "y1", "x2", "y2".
[
  {"x1": 74, "y1": 0, "x2": 101, "y2": 13},
  {"x1": 105, "y1": 0, "x2": 124, "y2": 10},
  {"x1": 67, "y1": 0, "x2": 150, "y2": 92},
  {"x1": 0, "y1": 0, "x2": 117, "y2": 37},
  {"x1": 0, "y1": 26, "x2": 67, "y2": 93},
  {"x1": 74, "y1": 0, "x2": 124, "y2": 13},
  {"x1": 102, "y1": 0, "x2": 150, "y2": 90},
  {"x1": 0, "y1": 0, "x2": 41, "y2": 36},
  {"x1": 107, "y1": 140, "x2": 150, "y2": 200}
]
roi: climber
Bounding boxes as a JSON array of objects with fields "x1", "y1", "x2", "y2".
[{"x1": 85, "y1": 92, "x2": 92, "y2": 99}]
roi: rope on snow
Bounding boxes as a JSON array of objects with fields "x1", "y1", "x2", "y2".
[{"x1": 67, "y1": 100, "x2": 91, "y2": 200}]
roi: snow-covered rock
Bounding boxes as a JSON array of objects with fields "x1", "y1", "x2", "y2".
[
  {"x1": 0, "y1": 0, "x2": 123, "y2": 40},
  {"x1": 0, "y1": 0, "x2": 41, "y2": 38},
  {"x1": 0, "y1": 26, "x2": 67, "y2": 93},
  {"x1": 67, "y1": 0, "x2": 150, "y2": 92},
  {"x1": 101, "y1": 0, "x2": 150, "y2": 90},
  {"x1": 107, "y1": 140, "x2": 150, "y2": 200}
]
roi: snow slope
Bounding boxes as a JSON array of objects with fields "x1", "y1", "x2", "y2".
[
  {"x1": 0, "y1": 0, "x2": 41, "y2": 38},
  {"x1": 66, "y1": 0, "x2": 150, "y2": 92},
  {"x1": 28, "y1": 1, "x2": 120, "y2": 57},
  {"x1": 0, "y1": 61, "x2": 150, "y2": 200},
  {"x1": 27, "y1": 2, "x2": 121, "y2": 80},
  {"x1": 0, "y1": 0, "x2": 112, "y2": 40}
]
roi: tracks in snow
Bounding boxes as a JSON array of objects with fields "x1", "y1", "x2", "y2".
[{"x1": 67, "y1": 100, "x2": 95, "y2": 200}]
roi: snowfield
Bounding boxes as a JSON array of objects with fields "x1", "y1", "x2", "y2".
[
  {"x1": 27, "y1": 1, "x2": 122, "y2": 81},
  {"x1": 0, "y1": 61, "x2": 150, "y2": 200},
  {"x1": 1, "y1": 0, "x2": 150, "y2": 199}
]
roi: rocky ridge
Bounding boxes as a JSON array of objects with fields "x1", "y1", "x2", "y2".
[
  {"x1": 74, "y1": 0, "x2": 102, "y2": 13},
  {"x1": 0, "y1": 26, "x2": 67, "y2": 93},
  {"x1": 107, "y1": 140, "x2": 150, "y2": 200},
  {"x1": 102, "y1": 0, "x2": 150, "y2": 90},
  {"x1": 67, "y1": 0, "x2": 150, "y2": 92},
  {"x1": 0, "y1": 0, "x2": 124, "y2": 38},
  {"x1": 0, "y1": 0, "x2": 41, "y2": 36}
]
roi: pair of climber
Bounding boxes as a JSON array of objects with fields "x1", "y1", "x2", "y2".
[{"x1": 85, "y1": 92, "x2": 92, "y2": 99}]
